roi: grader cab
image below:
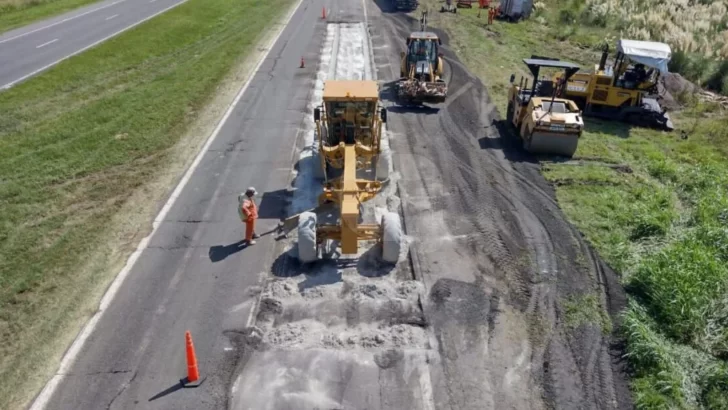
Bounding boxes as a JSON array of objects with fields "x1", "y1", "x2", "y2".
[{"x1": 295, "y1": 80, "x2": 403, "y2": 264}]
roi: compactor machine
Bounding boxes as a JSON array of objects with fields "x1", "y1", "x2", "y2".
[
  {"x1": 554, "y1": 39, "x2": 673, "y2": 131},
  {"x1": 294, "y1": 80, "x2": 403, "y2": 264},
  {"x1": 397, "y1": 11, "x2": 448, "y2": 104},
  {"x1": 507, "y1": 58, "x2": 584, "y2": 157}
]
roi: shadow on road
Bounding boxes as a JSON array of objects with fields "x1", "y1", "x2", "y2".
[
  {"x1": 256, "y1": 188, "x2": 289, "y2": 219},
  {"x1": 148, "y1": 376, "x2": 206, "y2": 402},
  {"x1": 270, "y1": 242, "x2": 396, "y2": 282},
  {"x1": 209, "y1": 240, "x2": 248, "y2": 262},
  {"x1": 209, "y1": 226, "x2": 281, "y2": 263}
]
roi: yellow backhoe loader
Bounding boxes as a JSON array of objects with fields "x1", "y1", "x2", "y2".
[
  {"x1": 506, "y1": 58, "x2": 584, "y2": 157},
  {"x1": 553, "y1": 39, "x2": 674, "y2": 131},
  {"x1": 294, "y1": 80, "x2": 403, "y2": 264},
  {"x1": 397, "y1": 11, "x2": 448, "y2": 104}
]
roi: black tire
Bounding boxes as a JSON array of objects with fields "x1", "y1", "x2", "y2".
[
  {"x1": 506, "y1": 101, "x2": 514, "y2": 125},
  {"x1": 522, "y1": 128, "x2": 532, "y2": 152}
]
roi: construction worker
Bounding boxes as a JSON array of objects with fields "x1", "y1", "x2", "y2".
[{"x1": 238, "y1": 188, "x2": 259, "y2": 245}]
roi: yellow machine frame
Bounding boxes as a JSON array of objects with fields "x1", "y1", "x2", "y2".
[
  {"x1": 313, "y1": 80, "x2": 388, "y2": 255},
  {"x1": 506, "y1": 58, "x2": 584, "y2": 157},
  {"x1": 552, "y1": 42, "x2": 673, "y2": 130}
]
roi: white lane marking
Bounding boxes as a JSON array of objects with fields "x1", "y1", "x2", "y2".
[
  {"x1": 35, "y1": 39, "x2": 58, "y2": 49},
  {"x1": 1, "y1": 0, "x2": 188, "y2": 91},
  {"x1": 105, "y1": 14, "x2": 119, "y2": 21},
  {"x1": 27, "y1": 0, "x2": 307, "y2": 407},
  {"x1": 0, "y1": 0, "x2": 129, "y2": 45}
]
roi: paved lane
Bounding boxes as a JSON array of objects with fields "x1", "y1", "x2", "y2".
[
  {"x1": 0, "y1": 0, "x2": 187, "y2": 90},
  {"x1": 28, "y1": 0, "x2": 333, "y2": 407}
]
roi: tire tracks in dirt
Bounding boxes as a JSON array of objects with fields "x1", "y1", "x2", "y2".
[{"x1": 367, "y1": 2, "x2": 633, "y2": 409}]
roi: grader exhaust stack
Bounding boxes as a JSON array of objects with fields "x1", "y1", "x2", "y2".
[{"x1": 295, "y1": 80, "x2": 403, "y2": 264}]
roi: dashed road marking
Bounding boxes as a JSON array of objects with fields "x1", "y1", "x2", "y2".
[
  {"x1": 35, "y1": 39, "x2": 58, "y2": 49},
  {"x1": 0, "y1": 0, "x2": 128, "y2": 45},
  {"x1": 105, "y1": 14, "x2": 119, "y2": 21}
]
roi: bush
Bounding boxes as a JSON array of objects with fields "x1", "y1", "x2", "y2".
[
  {"x1": 559, "y1": 7, "x2": 577, "y2": 24},
  {"x1": 555, "y1": 25, "x2": 577, "y2": 41},
  {"x1": 669, "y1": 49, "x2": 692, "y2": 75},
  {"x1": 705, "y1": 60, "x2": 728, "y2": 94},
  {"x1": 669, "y1": 50, "x2": 714, "y2": 86}
]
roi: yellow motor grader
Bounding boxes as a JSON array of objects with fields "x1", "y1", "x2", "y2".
[
  {"x1": 294, "y1": 80, "x2": 403, "y2": 264},
  {"x1": 506, "y1": 58, "x2": 585, "y2": 157},
  {"x1": 397, "y1": 11, "x2": 448, "y2": 104}
]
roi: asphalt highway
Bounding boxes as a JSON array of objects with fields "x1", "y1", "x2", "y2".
[
  {"x1": 27, "y1": 0, "x2": 330, "y2": 407},
  {"x1": 0, "y1": 0, "x2": 187, "y2": 90}
]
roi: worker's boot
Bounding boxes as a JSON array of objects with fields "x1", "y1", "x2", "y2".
[{"x1": 252, "y1": 233, "x2": 260, "y2": 239}]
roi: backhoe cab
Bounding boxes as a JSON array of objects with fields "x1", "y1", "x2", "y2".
[
  {"x1": 507, "y1": 58, "x2": 584, "y2": 157},
  {"x1": 554, "y1": 39, "x2": 674, "y2": 131}
]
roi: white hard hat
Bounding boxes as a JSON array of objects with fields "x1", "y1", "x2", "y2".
[{"x1": 245, "y1": 187, "x2": 257, "y2": 196}]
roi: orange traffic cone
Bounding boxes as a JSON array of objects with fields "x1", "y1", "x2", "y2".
[
  {"x1": 322, "y1": 7, "x2": 326, "y2": 19},
  {"x1": 185, "y1": 331, "x2": 199, "y2": 383},
  {"x1": 300, "y1": 57, "x2": 305, "y2": 68}
]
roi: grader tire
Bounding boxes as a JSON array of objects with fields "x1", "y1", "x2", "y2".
[
  {"x1": 381, "y1": 212, "x2": 403, "y2": 263},
  {"x1": 297, "y1": 212, "x2": 318, "y2": 263},
  {"x1": 375, "y1": 147, "x2": 392, "y2": 180}
]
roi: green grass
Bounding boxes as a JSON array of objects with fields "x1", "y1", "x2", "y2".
[
  {"x1": 0, "y1": 0, "x2": 101, "y2": 34},
  {"x1": 0, "y1": 0, "x2": 293, "y2": 407},
  {"x1": 564, "y1": 293, "x2": 613, "y2": 334},
  {"x1": 417, "y1": 1, "x2": 728, "y2": 407}
]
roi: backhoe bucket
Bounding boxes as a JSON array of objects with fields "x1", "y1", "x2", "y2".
[{"x1": 397, "y1": 79, "x2": 447, "y2": 104}]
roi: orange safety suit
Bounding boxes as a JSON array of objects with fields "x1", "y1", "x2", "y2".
[{"x1": 240, "y1": 198, "x2": 258, "y2": 242}]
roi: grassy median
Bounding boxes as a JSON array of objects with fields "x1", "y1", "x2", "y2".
[
  {"x1": 0, "y1": 0, "x2": 102, "y2": 34},
  {"x1": 0, "y1": 0, "x2": 293, "y2": 407},
  {"x1": 416, "y1": 1, "x2": 728, "y2": 408}
]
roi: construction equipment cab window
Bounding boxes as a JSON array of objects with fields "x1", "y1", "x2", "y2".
[
  {"x1": 408, "y1": 38, "x2": 437, "y2": 65},
  {"x1": 327, "y1": 101, "x2": 376, "y2": 145}
]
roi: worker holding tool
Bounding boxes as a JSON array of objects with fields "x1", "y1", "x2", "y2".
[{"x1": 238, "y1": 188, "x2": 259, "y2": 245}]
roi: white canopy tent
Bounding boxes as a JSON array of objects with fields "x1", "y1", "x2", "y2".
[{"x1": 617, "y1": 39, "x2": 672, "y2": 74}]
